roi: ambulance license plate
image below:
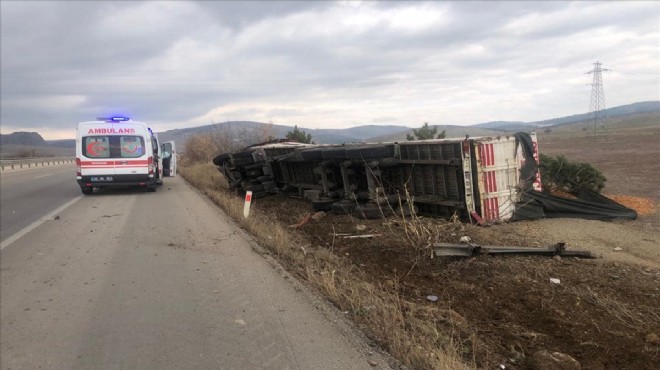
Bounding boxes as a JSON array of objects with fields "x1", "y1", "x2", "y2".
[{"x1": 91, "y1": 176, "x2": 113, "y2": 182}]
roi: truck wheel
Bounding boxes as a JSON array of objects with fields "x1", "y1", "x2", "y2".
[
  {"x1": 312, "y1": 198, "x2": 335, "y2": 212},
  {"x1": 331, "y1": 200, "x2": 357, "y2": 214},
  {"x1": 246, "y1": 168, "x2": 264, "y2": 178},
  {"x1": 81, "y1": 187, "x2": 93, "y2": 195},
  {"x1": 212, "y1": 153, "x2": 231, "y2": 166},
  {"x1": 244, "y1": 184, "x2": 265, "y2": 193},
  {"x1": 356, "y1": 204, "x2": 393, "y2": 219},
  {"x1": 146, "y1": 185, "x2": 156, "y2": 192}
]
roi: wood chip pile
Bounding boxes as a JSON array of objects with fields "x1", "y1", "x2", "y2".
[{"x1": 607, "y1": 195, "x2": 657, "y2": 216}]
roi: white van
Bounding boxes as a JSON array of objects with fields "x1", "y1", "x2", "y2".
[{"x1": 76, "y1": 117, "x2": 162, "y2": 194}]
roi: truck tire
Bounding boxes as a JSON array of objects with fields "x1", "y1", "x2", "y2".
[
  {"x1": 262, "y1": 180, "x2": 276, "y2": 193},
  {"x1": 251, "y1": 191, "x2": 268, "y2": 199},
  {"x1": 212, "y1": 153, "x2": 231, "y2": 166},
  {"x1": 244, "y1": 183, "x2": 265, "y2": 193},
  {"x1": 146, "y1": 185, "x2": 156, "y2": 192},
  {"x1": 312, "y1": 198, "x2": 335, "y2": 212},
  {"x1": 232, "y1": 157, "x2": 256, "y2": 167},
  {"x1": 355, "y1": 204, "x2": 393, "y2": 219},
  {"x1": 246, "y1": 168, "x2": 264, "y2": 178},
  {"x1": 331, "y1": 200, "x2": 357, "y2": 214},
  {"x1": 81, "y1": 187, "x2": 93, "y2": 195}
]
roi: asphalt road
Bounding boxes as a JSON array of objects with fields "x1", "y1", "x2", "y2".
[
  {"x1": 1, "y1": 164, "x2": 80, "y2": 242},
  {"x1": 0, "y1": 175, "x2": 393, "y2": 369}
]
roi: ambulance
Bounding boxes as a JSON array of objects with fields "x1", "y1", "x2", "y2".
[{"x1": 76, "y1": 117, "x2": 163, "y2": 194}]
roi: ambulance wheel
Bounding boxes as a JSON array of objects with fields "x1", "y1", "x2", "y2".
[
  {"x1": 81, "y1": 187, "x2": 93, "y2": 195},
  {"x1": 147, "y1": 185, "x2": 156, "y2": 192}
]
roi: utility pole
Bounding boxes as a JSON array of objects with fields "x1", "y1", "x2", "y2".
[{"x1": 585, "y1": 61, "x2": 611, "y2": 135}]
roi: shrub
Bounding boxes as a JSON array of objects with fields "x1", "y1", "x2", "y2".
[
  {"x1": 183, "y1": 134, "x2": 221, "y2": 164},
  {"x1": 539, "y1": 153, "x2": 606, "y2": 193}
]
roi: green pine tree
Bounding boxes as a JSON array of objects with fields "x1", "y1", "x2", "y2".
[
  {"x1": 406, "y1": 122, "x2": 446, "y2": 141},
  {"x1": 285, "y1": 125, "x2": 312, "y2": 144}
]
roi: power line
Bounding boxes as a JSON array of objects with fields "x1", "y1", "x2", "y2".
[{"x1": 585, "y1": 61, "x2": 611, "y2": 135}]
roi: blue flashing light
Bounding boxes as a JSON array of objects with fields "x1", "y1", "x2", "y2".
[{"x1": 96, "y1": 116, "x2": 131, "y2": 122}]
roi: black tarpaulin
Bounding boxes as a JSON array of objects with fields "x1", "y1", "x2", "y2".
[
  {"x1": 511, "y1": 132, "x2": 637, "y2": 222},
  {"x1": 513, "y1": 189, "x2": 637, "y2": 221}
]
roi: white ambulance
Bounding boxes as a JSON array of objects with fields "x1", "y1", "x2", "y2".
[{"x1": 76, "y1": 117, "x2": 163, "y2": 194}]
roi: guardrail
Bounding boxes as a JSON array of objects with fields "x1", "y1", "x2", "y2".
[{"x1": 0, "y1": 157, "x2": 75, "y2": 171}]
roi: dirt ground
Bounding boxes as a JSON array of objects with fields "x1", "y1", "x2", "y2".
[
  {"x1": 539, "y1": 121, "x2": 660, "y2": 231},
  {"x1": 245, "y1": 126, "x2": 660, "y2": 369}
]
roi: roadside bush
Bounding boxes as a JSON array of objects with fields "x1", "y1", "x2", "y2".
[
  {"x1": 183, "y1": 123, "x2": 282, "y2": 165},
  {"x1": 15, "y1": 148, "x2": 38, "y2": 158},
  {"x1": 183, "y1": 134, "x2": 220, "y2": 164},
  {"x1": 539, "y1": 153, "x2": 606, "y2": 193}
]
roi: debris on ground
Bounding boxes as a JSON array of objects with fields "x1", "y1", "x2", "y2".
[
  {"x1": 529, "y1": 350, "x2": 581, "y2": 370},
  {"x1": 311, "y1": 211, "x2": 326, "y2": 221},
  {"x1": 433, "y1": 242, "x2": 596, "y2": 259},
  {"x1": 292, "y1": 213, "x2": 313, "y2": 229},
  {"x1": 607, "y1": 195, "x2": 656, "y2": 216}
]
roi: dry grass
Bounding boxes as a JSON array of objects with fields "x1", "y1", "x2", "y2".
[
  {"x1": 569, "y1": 286, "x2": 660, "y2": 332},
  {"x1": 180, "y1": 162, "x2": 473, "y2": 370}
]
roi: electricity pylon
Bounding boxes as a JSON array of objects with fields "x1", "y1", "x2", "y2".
[{"x1": 585, "y1": 61, "x2": 611, "y2": 135}]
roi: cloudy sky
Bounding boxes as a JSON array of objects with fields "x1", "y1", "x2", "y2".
[{"x1": 1, "y1": 1, "x2": 658, "y2": 139}]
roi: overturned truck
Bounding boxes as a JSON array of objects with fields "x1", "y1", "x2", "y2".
[{"x1": 213, "y1": 132, "x2": 550, "y2": 223}]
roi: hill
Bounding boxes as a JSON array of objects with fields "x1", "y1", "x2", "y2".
[
  {"x1": 156, "y1": 122, "x2": 412, "y2": 152},
  {"x1": 3, "y1": 101, "x2": 657, "y2": 156},
  {"x1": 530, "y1": 101, "x2": 660, "y2": 127},
  {"x1": 0, "y1": 131, "x2": 48, "y2": 146}
]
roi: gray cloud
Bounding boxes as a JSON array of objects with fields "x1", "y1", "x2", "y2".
[{"x1": 1, "y1": 1, "x2": 658, "y2": 138}]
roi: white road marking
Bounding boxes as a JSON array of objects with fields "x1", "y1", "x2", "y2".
[
  {"x1": 34, "y1": 173, "x2": 54, "y2": 179},
  {"x1": 0, "y1": 196, "x2": 83, "y2": 251}
]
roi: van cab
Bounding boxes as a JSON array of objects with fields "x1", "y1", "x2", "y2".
[{"x1": 76, "y1": 117, "x2": 162, "y2": 194}]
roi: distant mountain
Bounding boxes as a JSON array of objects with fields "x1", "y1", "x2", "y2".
[
  {"x1": 156, "y1": 101, "x2": 659, "y2": 149},
  {"x1": 47, "y1": 139, "x2": 76, "y2": 148},
  {"x1": 472, "y1": 121, "x2": 536, "y2": 132},
  {"x1": 0, "y1": 131, "x2": 48, "y2": 146},
  {"x1": 156, "y1": 122, "x2": 411, "y2": 150},
  {"x1": 5, "y1": 101, "x2": 657, "y2": 156},
  {"x1": 530, "y1": 101, "x2": 660, "y2": 127}
]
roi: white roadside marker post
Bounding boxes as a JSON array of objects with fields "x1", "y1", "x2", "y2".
[{"x1": 243, "y1": 191, "x2": 253, "y2": 218}]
